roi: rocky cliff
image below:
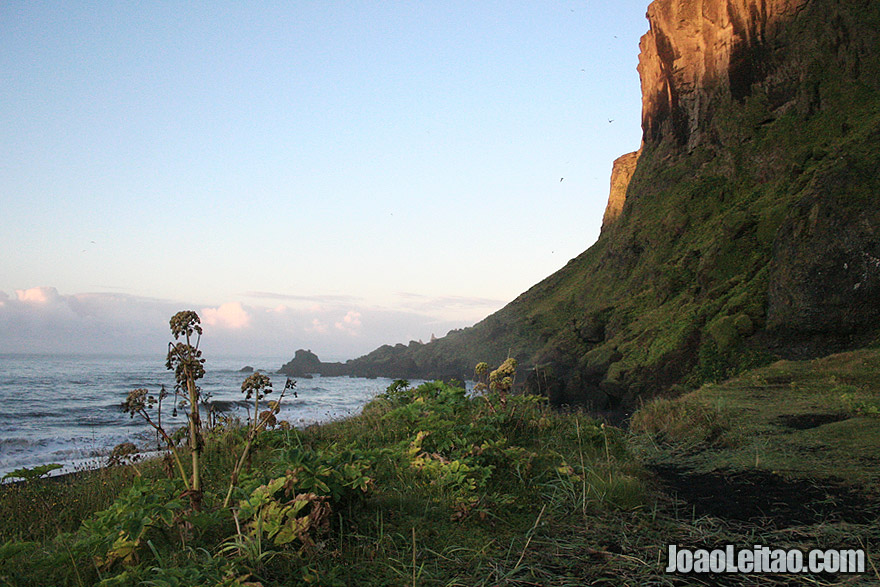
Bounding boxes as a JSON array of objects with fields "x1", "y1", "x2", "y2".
[
  {"x1": 283, "y1": 0, "x2": 880, "y2": 409},
  {"x1": 601, "y1": 150, "x2": 642, "y2": 230},
  {"x1": 638, "y1": 0, "x2": 809, "y2": 147}
]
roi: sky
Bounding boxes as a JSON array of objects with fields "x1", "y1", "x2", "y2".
[{"x1": 1, "y1": 1, "x2": 649, "y2": 360}]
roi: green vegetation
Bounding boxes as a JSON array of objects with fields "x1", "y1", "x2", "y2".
[
  {"x1": 633, "y1": 348, "x2": 880, "y2": 489},
  {"x1": 2, "y1": 464, "x2": 63, "y2": 484},
  {"x1": 4, "y1": 349, "x2": 880, "y2": 585},
  {"x1": 222, "y1": 375, "x2": 294, "y2": 509},
  {"x1": 0, "y1": 349, "x2": 653, "y2": 586}
]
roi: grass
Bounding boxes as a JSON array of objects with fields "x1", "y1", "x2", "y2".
[
  {"x1": 0, "y1": 462, "x2": 149, "y2": 543},
  {"x1": 628, "y1": 349, "x2": 880, "y2": 586},
  {"x1": 0, "y1": 381, "x2": 655, "y2": 586},
  {"x1": 632, "y1": 348, "x2": 880, "y2": 490},
  {"x1": 3, "y1": 358, "x2": 880, "y2": 585}
]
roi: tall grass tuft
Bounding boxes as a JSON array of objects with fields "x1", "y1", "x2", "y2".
[{"x1": 630, "y1": 396, "x2": 735, "y2": 447}]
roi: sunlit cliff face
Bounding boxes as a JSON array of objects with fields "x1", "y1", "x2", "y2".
[
  {"x1": 602, "y1": 0, "x2": 811, "y2": 231},
  {"x1": 601, "y1": 150, "x2": 642, "y2": 229},
  {"x1": 637, "y1": 0, "x2": 808, "y2": 147}
]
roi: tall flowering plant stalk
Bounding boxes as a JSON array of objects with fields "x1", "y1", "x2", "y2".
[
  {"x1": 473, "y1": 358, "x2": 517, "y2": 413},
  {"x1": 123, "y1": 386, "x2": 191, "y2": 491},
  {"x1": 165, "y1": 311, "x2": 206, "y2": 508},
  {"x1": 223, "y1": 375, "x2": 294, "y2": 508}
]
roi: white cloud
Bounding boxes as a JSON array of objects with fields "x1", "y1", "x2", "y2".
[
  {"x1": 202, "y1": 302, "x2": 251, "y2": 330},
  {"x1": 15, "y1": 286, "x2": 60, "y2": 304},
  {"x1": 334, "y1": 310, "x2": 362, "y2": 335},
  {"x1": 0, "y1": 287, "x2": 484, "y2": 359},
  {"x1": 0, "y1": 288, "x2": 175, "y2": 353},
  {"x1": 306, "y1": 318, "x2": 328, "y2": 334}
]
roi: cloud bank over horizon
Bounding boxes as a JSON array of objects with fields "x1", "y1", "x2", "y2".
[
  {"x1": 0, "y1": 4, "x2": 649, "y2": 360},
  {"x1": 0, "y1": 286, "x2": 502, "y2": 360}
]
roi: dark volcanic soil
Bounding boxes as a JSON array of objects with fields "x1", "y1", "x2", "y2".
[
  {"x1": 651, "y1": 465, "x2": 877, "y2": 527},
  {"x1": 776, "y1": 413, "x2": 849, "y2": 430}
]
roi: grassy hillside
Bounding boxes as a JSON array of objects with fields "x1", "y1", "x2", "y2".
[{"x1": 633, "y1": 348, "x2": 880, "y2": 488}]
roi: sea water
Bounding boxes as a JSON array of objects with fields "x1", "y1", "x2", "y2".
[{"x1": 0, "y1": 353, "x2": 401, "y2": 478}]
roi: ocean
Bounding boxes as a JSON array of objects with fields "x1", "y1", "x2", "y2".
[{"x1": 0, "y1": 353, "x2": 402, "y2": 479}]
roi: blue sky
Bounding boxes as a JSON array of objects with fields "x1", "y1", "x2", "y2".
[{"x1": 1, "y1": 1, "x2": 649, "y2": 358}]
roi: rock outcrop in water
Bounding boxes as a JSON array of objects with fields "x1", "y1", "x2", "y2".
[
  {"x1": 279, "y1": 350, "x2": 324, "y2": 377},
  {"x1": 279, "y1": 345, "x2": 430, "y2": 380},
  {"x1": 284, "y1": 0, "x2": 880, "y2": 408}
]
